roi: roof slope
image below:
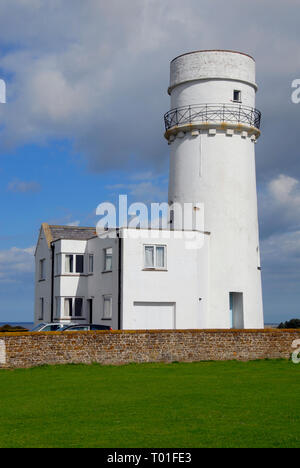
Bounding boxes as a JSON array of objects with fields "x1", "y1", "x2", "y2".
[
  {"x1": 49, "y1": 225, "x2": 97, "y2": 241},
  {"x1": 41, "y1": 223, "x2": 96, "y2": 247}
]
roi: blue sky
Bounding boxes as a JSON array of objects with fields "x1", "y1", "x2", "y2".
[{"x1": 0, "y1": 0, "x2": 299, "y2": 324}]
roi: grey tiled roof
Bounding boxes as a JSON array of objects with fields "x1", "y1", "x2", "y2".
[{"x1": 49, "y1": 225, "x2": 97, "y2": 242}]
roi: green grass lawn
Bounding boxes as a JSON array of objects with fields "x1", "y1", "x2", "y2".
[{"x1": 0, "y1": 360, "x2": 299, "y2": 448}]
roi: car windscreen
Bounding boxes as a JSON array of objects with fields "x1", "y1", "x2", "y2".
[
  {"x1": 42, "y1": 325, "x2": 61, "y2": 331},
  {"x1": 31, "y1": 324, "x2": 46, "y2": 332}
]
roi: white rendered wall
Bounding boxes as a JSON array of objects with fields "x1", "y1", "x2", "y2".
[
  {"x1": 121, "y1": 228, "x2": 210, "y2": 330},
  {"x1": 35, "y1": 228, "x2": 211, "y2": 329},
  {"x1": 34, "y1": 231, "x2": 52, "y2": 323},
  {"x1": 87, "y1": 236, "x2": 119, "y2": 330},
  {"x1": 167, "y1": 51, "x2": 264, "y2": 329},
  {"x1": 171, "y1": 79, "x2": 255, "y2": 110},
  {"x1": 169, "y1": 50, "x2": 257, "y2": 95}
]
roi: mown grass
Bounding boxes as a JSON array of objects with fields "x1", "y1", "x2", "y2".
[{"x1": 0, "y1": 360, "x2": 299, "y2": 448}]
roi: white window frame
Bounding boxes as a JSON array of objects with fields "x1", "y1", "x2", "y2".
[
  {"x1": 39, "y1": 259, "x2": 46, "y2": 281},
  {"x1": 63, "y1": 297, "x2": 85, "y2": 319},
  {"x1": 39, "y1": 298, "x2": 44, "y2": 320},
  {"x1": 103, "y1": 248, "x2": 113, "y2": 272},
  {"x1": 55, "y1": 297, "x2": 61, "y2": 320},
  {"x1": 103, "y1": 295, "x2": 113, "y2": 320},
  {"x1": 65, "y1": 254, "x2": 74, "y2": 273},
  {"x1": 64, "y1": 254, "x2": 85, "y2": 275},
  {"x1": 144, "y1": 245, "x2": 167, "y2": 270},
  {"x1": 88, "y1": 254, "x2": 94, "y2": 274},
  {"x1": 55, "y1": 254, "x2": 61, "y2": 275}
]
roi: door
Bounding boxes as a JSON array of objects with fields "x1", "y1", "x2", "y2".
[
  {"x1": 131, "y1": 302, "x2": 175, "y2": 330},
  {"x1": 229, "y1": 293, "x2": 244, "y2": 329}
]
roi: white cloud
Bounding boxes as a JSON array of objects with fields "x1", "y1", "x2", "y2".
[
  {"x1": 261, "y1": 230, "x2": 300, "y2": 285},
  {"x1": 8, "y1": 179, "x2": 41, "y2": 193},
  {"x1": 259, "y1": 174, "x2": 300, "y2": 318},
  {"x1": 0, "y1": 0, "x2": 299, "y2": 174},
  {"x1": 268, "y1": 174, "x2": 300, "y2": 206},
  {"x1": 259, "y1": 174, "x2": 300, "y2": 238},
  {"x1": 107, "y1": 172, "x2": 167, "y2": 204},
  {"x1": 0, "y1": 246, "x2": 35, "y2": 283},
  {"x1": 66, "y1": 220, "x2": 80, "y2": 227}
]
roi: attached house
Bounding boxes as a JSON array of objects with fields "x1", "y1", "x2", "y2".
[{"x1": 34, "y1": 223, "x2": 210, "y2": 330}]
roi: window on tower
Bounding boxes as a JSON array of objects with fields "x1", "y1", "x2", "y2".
[{"x1": 233, "y1": 90, "x2": 242, "y2": 102}]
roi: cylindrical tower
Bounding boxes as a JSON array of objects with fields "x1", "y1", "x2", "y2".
[{"x1": 165, "y1": 50, "x2": 264, "y2": 329}]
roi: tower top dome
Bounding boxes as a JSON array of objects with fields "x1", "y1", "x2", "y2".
[{"x1": 169, "y1": 50, "x2": 257, "y2": 95}]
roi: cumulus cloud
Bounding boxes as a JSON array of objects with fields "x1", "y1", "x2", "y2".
[
  {"x1": 0, "y1": 0, "x2": 298, "y2": 177},
  {"x1": 8, "y1": 179, "x2": 41, "y2": 193},
  {"x1": 262, "y1": 230, "x2": 300, "y2": 277},
  {"x1": 259, "y1": 174, "x2": 300, "y2": 238},
  {"x1": 258, "y1": 173, "x2": 300, "y2": 319},
  {"x1": 66, "y1": 220, "x2": 80, "y2": 227},
  {"x1": 106, "y1": 172, "x2": 168, "y2": 204},
  {"x1": 0, "y1": 246, "x2": 35, "y2": 283},
  {"x1": 260, "y1": 175, "x2": 300, "y2": 252}
]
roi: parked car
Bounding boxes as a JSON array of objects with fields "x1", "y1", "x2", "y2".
[
  {"x1": 31, "y1": 323, "x2": 76, "y2": 332},
  {"x1": 62, "y1": 324, "x2": 112, "y2": 331}
]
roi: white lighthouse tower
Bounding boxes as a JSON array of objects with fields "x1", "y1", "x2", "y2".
[{"x1": 165, "y1": 50, "x2": 264, "y2": 329}]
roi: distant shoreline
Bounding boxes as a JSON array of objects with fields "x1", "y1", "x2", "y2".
[{"x1": 0, "y1": 322, "x2": 34, "y2": 330}]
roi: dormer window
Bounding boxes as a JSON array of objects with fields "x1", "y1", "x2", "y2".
[{"x1": 233, "y1": 90, "x2": 241, "y2": 103}]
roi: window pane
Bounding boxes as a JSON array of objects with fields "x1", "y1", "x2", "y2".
[
  {"x1": 75, "y1": 298, "x2": 83, "y2": 317},
  {"x1": 105, "y1": 248, "x2": 113, "y2": 271},
  {"x1": 103, "y1": 297, "x2": 112, "y2": 319},
  {"x1": 106, "y1": 255, "x2": 112, "y2": 271},
  {"x1": 156, "y1": 246, "x2": 165, "y2": 268},
  {"x1": 76, "y1": 255, "x2": 84, "y2": 274},
  {"x1": 89, "y1": 255, "x2": 94, "y2": 273},
  {"x1": 40, "y1": 260, "x2": 45, "y2": 280},
  {"x1": 145, "y1": 246, "x2": 154, "y2": 268},
  {"x1": 65, "y1": 255, "x2": 73, "y2": 273},
  {"x1": 64, "y1": 298, "x2": 72, "y2": 317}
]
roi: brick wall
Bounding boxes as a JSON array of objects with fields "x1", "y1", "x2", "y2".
[{"x1": 0, "y1": 329, "x2": 299, "y2": 369}]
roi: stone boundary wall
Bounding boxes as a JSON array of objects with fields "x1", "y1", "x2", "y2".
[{"x1": 0, "y1": 329, "x2": 299, "y2": 369}]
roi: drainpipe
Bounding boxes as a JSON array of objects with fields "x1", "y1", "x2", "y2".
[
  {"x1": 117, "y1": 230, "x2": 122, "y2": 330},
  {"x1": 50, "y1": 243, "x2": 55, "y2": 323}
]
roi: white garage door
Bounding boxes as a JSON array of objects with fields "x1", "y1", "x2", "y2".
[{"x1": 132, "y1": 302, "x2": 176, "y2": 330}]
